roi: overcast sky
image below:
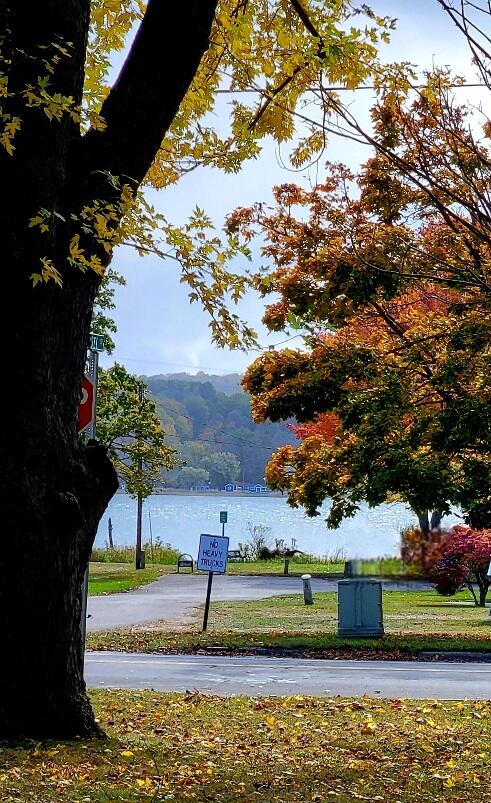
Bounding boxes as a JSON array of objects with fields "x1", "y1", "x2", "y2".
[{"x1": 101, "y1": 1, "x2": 485, "y2": 378}]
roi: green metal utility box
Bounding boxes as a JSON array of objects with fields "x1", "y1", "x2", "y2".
[{"x1": 337, "y1": 579, "x2": 384, "y2": 637}]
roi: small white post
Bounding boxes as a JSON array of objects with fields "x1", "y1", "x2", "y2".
[{"x1": 301, "y1": 573, "x2": 314, "y2": 605}]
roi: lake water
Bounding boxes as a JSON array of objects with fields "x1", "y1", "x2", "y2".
[{"x1": 95, "y1": 493, "x2": 459, "y2": 559}]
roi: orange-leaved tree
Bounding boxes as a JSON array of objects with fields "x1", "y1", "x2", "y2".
[
  {"x1": 236, "y1": 122, "x2": 491, "y2": 530},
  {"x1": 236, "y1": 3, "x2": 491, "y2": 532}
]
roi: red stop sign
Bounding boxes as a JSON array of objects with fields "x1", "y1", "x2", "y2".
[{"x1": 78, "y1": 375, "x2": 95, "y2": 434}]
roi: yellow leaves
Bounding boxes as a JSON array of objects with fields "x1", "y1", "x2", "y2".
[
  {"x1": 135, "y1": 776, "x2": 155, "y2": 790},
  {"x1": 277, "y1": 29, "x2": 291, "y2": 49},
  {"x1": 360, "y1": 719, "x2": 377, "y2": 734},
  {"x1": 120, "y1": 750, "x2": 134, "y2": 758},
  {"x1": 87, "y1": 111, "x2": 107, "y2": 131},
  {"x1": 68, "y1": 234, "x2": 105, "y2": 275},
  {"x1": 0, "y1": 75, "x2": 21, "y2": 155},
  {"x1": 29, "y1": 215, "x2": 49, "y2": 232},
  {"x1": 265, "y1": 714, "x2": 276, "y2": 727},
  {"x1": 22, "y1": 75, "x2": 81, "y2": 124},
  {"x1": 1, "y1": 135, "x2": 15, "y2": 156},
  {"x1": 68, "y1": 234, "x2": 87, "y2": 265},
  {"x1": 31, "y1": 257, "x2": 62, "y2": 288},
  {"x1": 0, "y1": 117, "x2": 21, "y2": 154}
]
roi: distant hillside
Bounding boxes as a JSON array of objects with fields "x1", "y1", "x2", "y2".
[
  {"x1": 145, "y1": 373, "x2": 296, "y2": 487},
  {"x1": 144, "y1": 371, "x2": 242, "y2": 396}
]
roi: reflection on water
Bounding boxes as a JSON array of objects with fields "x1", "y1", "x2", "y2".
[{"x1": 96, "y1": 493, "x2": 459, "y2": 559}]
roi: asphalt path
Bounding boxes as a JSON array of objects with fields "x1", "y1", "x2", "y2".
[
  {"x1": 85, "y1": 652, "x2": 491, "y2": 699},
  {"x1": 86, "y1": 574, "x2": 432, "y2": 631}
]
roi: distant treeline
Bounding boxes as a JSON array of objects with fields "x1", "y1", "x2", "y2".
[{"x1": 144, "y1": 374, "x2": 295, "y2": 487}]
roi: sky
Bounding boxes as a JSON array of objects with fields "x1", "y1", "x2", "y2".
[{"x1": 100, "y1": 0, "x2": 486, "y2": 378}]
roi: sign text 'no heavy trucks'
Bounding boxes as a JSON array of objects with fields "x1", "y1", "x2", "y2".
[{"x1": 197, "y1": 534, "x2": 229, "y2": 574}]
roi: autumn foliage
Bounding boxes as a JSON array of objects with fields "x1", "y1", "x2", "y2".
[
  {"x1": 431, "y1": 526, "x2": 491, "y2": 607},
  {"x1": 239, "y1": 82, "x2": 491, "y2": 529},
  {"x1": 400, "y1": 527, "x2": 451, "y2": 575}
]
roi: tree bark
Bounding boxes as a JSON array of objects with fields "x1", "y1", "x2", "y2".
[
  {"x1": 415, "y1": 510, "x2": 430, "y2": 535},
  {"x1": 430, "y1": 511, "x2": 444, "y2": 531},
  {"x1": 479, "y1": 585, "x2": 488, "y2": 607},
  {"x1": 0, "y1": 0, "x2": 218, "y2": 739},
  {"x1": 477, "y1": 575, "x2": 489, "y2": 608}
]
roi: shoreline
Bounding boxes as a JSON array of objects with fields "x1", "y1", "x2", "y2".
[{"x1": 117, "y1": 489, "x2": 283, "y2": 498}]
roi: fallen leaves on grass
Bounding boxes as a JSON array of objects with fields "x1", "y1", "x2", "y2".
[
  {"x1": 0, "y1": 693, "x2": 490, "y2": 801},
  {"x1": 86, "y1": 627, "x2": 491, "y2": 662}
]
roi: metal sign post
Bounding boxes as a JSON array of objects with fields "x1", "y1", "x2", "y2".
[
  {"x1": 202, "y1": 572, "x2": 214, "y2": 632},
  {"x1": 80, "y1": 335, "x2": 104, "y2": 651},
  {"x1": 220, "y1": 510, "x2": 227, "y2": 538},
  {"x1": 197, "y1": 533, "x2": 229, "y2": 631}
]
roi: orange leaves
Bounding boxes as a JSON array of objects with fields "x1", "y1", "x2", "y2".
[{"x1": 290, "y1": 412, "x2": 341, "y2": 444}]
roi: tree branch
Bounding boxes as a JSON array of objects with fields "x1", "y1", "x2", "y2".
[{"x1": 81, "y1": 0, "x2": 218, "y2": 187}]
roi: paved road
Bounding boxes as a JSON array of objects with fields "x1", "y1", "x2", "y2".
[
  {"x1": 85, "y1": 651, "x2": 491, "y2": 699},
  {"x1": 87, "y1": 574, "x2": 432, "y2": 632}
]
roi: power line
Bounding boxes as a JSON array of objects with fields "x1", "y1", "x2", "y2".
[
  {"x1": 161, "y1": 407, "x2": 292, "y2": 452},
  {"x1": 177, "y1": 434, "x2": 285, "y2": 451},
  {"x1": 115, "y1": 334, "x2": 304, "y2": 373}
]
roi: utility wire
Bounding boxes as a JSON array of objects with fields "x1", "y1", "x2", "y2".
[
  {"x1": 114, "y1": 334, "x2": 304, "y2": 372},
  {"x1": 161, "y1": 407, "x2": 293, "y2": 452}
]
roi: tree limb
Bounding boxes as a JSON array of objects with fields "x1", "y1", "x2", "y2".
[{"x1": 81, "y1": 0, "x2": 218, "y2": 187}]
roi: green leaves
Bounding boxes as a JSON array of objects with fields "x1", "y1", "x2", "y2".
[{"x1": 97, "y1": 364, "x2": 177, "y2": 499}]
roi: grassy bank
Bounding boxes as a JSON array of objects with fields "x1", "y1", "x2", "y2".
[
  {"x1": 88, "y1": 562, "x2": 173, "y2": 595},
  {"x1": 90, "y1": 549, "x2": 416, "y2": 578},
  {"x1": 1, "y1": 691, "x2": 490, "y2": 801}
]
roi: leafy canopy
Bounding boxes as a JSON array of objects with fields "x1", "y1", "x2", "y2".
[
  {"x1": 1, "y1": 1, "x2": 396, "y2": 345},
  {"x1": 238, "y1": 77, "x2": 491, "y2": 528},
  {"x1": 97, "y1": 363, "x2": 177, "y2": 498}
]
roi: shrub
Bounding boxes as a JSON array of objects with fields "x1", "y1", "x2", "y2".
[
  {"x1": 400, "y1": 526, "x2": 451, "y2": 574},
  {"x1": 241, "y1": 522, "x2": 272, "y2": 561},
  {"x1": 430, "y1": 525, "x2": 491, "y2": 606}
]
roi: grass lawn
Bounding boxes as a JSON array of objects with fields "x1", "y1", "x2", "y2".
[
  {"x1": 226, "y1": 557, "x2": 413, "y2": 577},
  {"x1": 87, "y1": 590, "x2": 491, "y2": 655},
  {"x1": 210, "y1": 590, "x2": 491, "y2": 635},
  {"x1": 1, "y1": 691, "x2": 490, "y2": 801},
  {"x1": 227, "y1": 559, "x2": 346, "y2": 575},
  {"x1": 89, "y1": 555, "x2": 417, "y2": 582},
  {"x1": 88, "y1": 562, "x2": 174, "y2": 595}
]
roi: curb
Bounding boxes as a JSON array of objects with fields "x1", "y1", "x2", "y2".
[
  {"x1": 420, "y1": 650, "x2": 491, "y2": 662},
  {"x1": 200, "y1": 646, "x2": 491, "y2": 662}
]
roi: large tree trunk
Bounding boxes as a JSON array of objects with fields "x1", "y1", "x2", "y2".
[
  {"x1": 0, "y1": 438, "x2": 117, "y2": 738},
  {"x1": 0, "y1": 0, "x2": 217, "y2": 739}
]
